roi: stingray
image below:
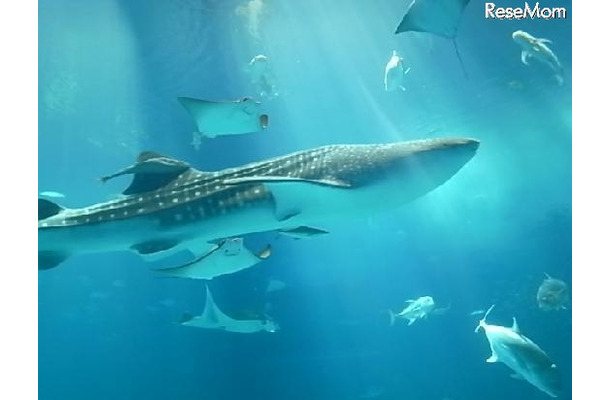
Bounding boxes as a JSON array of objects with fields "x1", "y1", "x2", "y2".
[
  {"x1": 178, "y1": 96, "x2": 269, "y2": 139},
  {"x1": 180, "y1": 285, "x2": 279, "y2": 333},
  {"x1": 154, "y1": 238, "x2": 271, "y2": 280},
  {"x1": 394, "y1": 0, "x2": 471, "y2": 78}
]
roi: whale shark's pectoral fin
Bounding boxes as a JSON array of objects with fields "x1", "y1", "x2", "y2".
[
  {"x1": 100, "y1": 152, "x2": 192, "y2": 195},
  {"x1": 537, "y1": 38, "x2": 552, "y2": 44},
  {"x1": 224, "y1": 176, "x2": 351, "y2": 222},
  {"x1": 521, "y1": 51, "x2": 531, "y2": 65},
  {"x1": 39, "y1": 251, "x2": 69, "y2": 270},
  {"x1": 486, "y1": 353, "x2": 499, "y2": 363}
]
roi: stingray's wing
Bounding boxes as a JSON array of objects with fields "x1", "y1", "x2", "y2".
[{"x1": 395, "y1": 0, "x2": 471, "y2": 38}]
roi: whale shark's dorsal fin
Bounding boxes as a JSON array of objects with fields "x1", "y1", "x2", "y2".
[
  {"x1": 100, "y1": 152, "x2": 192, "y2": 195},
  {"x1": 511, "y1": 317, "x2": 520, "y2": 334},
  {"x1": 38, "y1": 198, "x2": 65, "y2": 220}
]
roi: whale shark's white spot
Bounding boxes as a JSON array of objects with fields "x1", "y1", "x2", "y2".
[
  {"x1": 123, "y1": 211, "x2": 128, "y2": 216},
  {"x1": 158, "y1": 202, "x2": 164, "y2": 207},
  {"x1": 138, "y1": 208, "x2": 145, "y2": 213},
  {"x1": 195, "y1": 191, "x2": 201, "y2": 196},
  {"x1": 172, "y1": 198, "x2": 179, "y2": 204},
  {"x1": 110, "y1": 214, "x2": 115, "y2": 219},
  {"x1": 138, "y1": 197, "x2": 143, "y2": 202}
]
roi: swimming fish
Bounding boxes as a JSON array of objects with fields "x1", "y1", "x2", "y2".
[
  {"x1": 475, "y1": 305, "x2": 562, "y2": 397},
  {"x1": 180, "y1": 285, "x2": 279, "y2": 333},
  {"x1": 512, "y1": 30, "x2": 564, "y2": 85},
  {"x1": 384, "y1": 50, "x2": 411, "y2": 92},
  {"x1": 536, "y1": 273, "x2": 569, "y2": 311},
  {"x1": 38, "y1": 138, "x2": 479, "y2": 270},
  {"x1": 389, "y1": 295, "x2": 448, "y2": 326}
]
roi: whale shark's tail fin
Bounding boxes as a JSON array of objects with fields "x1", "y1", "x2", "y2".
[
  {"x1": 39, "y1": 199, "x2": 72, "y2": 270},
  {"x1": 475, "y1": 304, "x2": 495, "y2": 333}
]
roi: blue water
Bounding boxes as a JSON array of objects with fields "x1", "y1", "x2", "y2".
[{"x1": 39, "y1": 0, "x2": 572, "y2": 399}]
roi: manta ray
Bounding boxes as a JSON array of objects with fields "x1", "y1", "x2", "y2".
[
  {"x1": 178, "y1": 96, "x2": 269, "y2": 138},
  {"x1": 180, "y1": 285, "x2": 278, "y2": 333},
  {"x1": 155, "y1": 237, "x2": 271, "y2": 280},
  {"x1": 394, "y1": 0, "x2": 471, "y2": 78},
  {"x1": 38, "y1": 137, "x2": 479, "y2": 271}
]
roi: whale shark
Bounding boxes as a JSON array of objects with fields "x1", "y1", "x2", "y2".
[
  {"x1": 180, "y1": 285, "x2": 278, "y2": 333},
  {"x1": 38, "y1": 137, "x2": 479, "y2": 270},
  {"x1": 475, "y1": 305, "x2": 562, "y2": 397}
]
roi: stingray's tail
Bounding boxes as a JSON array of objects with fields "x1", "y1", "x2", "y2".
[{"x1": 453, "y1": 39, "x2": 469, "y2": 80}]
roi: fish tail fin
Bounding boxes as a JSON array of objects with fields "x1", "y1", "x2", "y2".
[
  {"x1": 388, "y1": 310, "x2": 396, "y2": 326},
  {"x1": 452, "y1": 39, "x2": 469, "y2": 80}
]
